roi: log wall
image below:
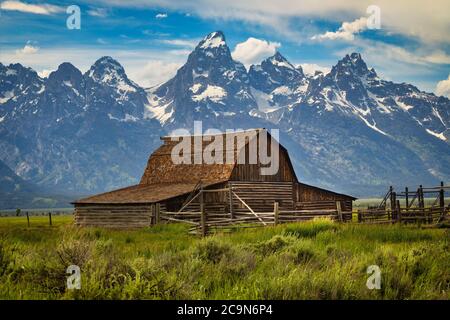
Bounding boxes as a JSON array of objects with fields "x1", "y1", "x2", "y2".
[
  {"x1": 295, "y1": 183, "x2": 353, "y2": 211},
  {"x1": 74, "y1": 204, "x2": 153, "y2": 228}
]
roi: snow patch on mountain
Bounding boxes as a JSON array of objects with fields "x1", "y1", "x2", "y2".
[
  {"x1": 426, "y1": 129, "x2": 447, "y2": 141},
  {"x1": 6, "y1": 69, "x2": 17, "y2": 76},
  {"x1": 358, "y1": 115, "x2": 389, "y2": 136},
  {"x1": 251, "y1": 87, "x2": 281, "y2": 112},
  {"x1": 0, "y1": 90, "x2": 14, "y2": 104},
  {"x1": 395, "y1": 98, "x2": 414, "y2": 111},
  {"x1": 108, "y1": 113, "x2": 140, "y2": 122},
  {"x1": 190, "y1": 83, "x2": 202, "y2": 94},
  {"x1": 145, "y1": 92, "x2": 174, "y2": 124},
  {"x1": 200, "y1": 32, "x2": 226, "y2": 49},
  {"x1": 192, "y1": 85, "x2": 227, "y2": 103}
]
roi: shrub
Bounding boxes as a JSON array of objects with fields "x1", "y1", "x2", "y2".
[
  {"x1": 289, "y1": 242, "x2": 316, "y2": 264},
  {"x1": 193, "y1": 238, "x2": 232, "y2": 264},
  {"x1": 284, "y1": 219, "x2": 337, "y2": 238},
  {"x1": 56, "y1": 238, "x2": 92, "y2": 267},
  {"x1": 255, "y1": 235, "x2": 295, "y2": 256}
]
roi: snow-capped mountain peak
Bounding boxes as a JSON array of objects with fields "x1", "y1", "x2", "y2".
[
  {"x1": 86, "y1": 56, "x2": 138, "y2": 92},
  {"x1": 332, "y1": 52, "x2": 373, "y2": 78},
  {"x1": 47, "y1": 62, "x2": 83, "y2": 88},
  {"x1": 269, "y1": 51, "x2": 297, "y2": 71},
  {"x1": 146, "y1": 31, "x2": 254, "y2": 126},
  {"x1": 199, "y1": 31, "x2": 226, "y2": 49}
]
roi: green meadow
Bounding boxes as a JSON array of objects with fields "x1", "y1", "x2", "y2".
[{"x1": 0, "y1": 215, "x2": 448, "y2": 300}]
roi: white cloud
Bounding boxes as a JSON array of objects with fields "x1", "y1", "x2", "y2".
[
  {"x1": 155, "y1": 13, "x2": 168, "y2": 19},
  {"x1": 298, "y1": 63, "x2": 330, "y2": 76},
  {"x1": 87, "y1": 7, "x2": 109, "y2": 17},
  {"x1": 436, "y1": 74, "x2": 450, "y2": 98},
  {"x1": 167, "y1": 49, "x2": 192, "y2": 56},
  {"x1": 133, "y1": 60, "x2": 181, "y2": 87},
  {"x1": 231, "y1": 37, "x2": 280, "y2": 68},
  {"x1": 311, "y1": 17, "x2": 368, "y2": 41},
  {"x1": 160, "y1": 39, "x2": 198, "y2": 48},
  {"x1": 0, "y1": 0, "x2": 63, "y2": 15},
  {"x1": 16, "y1": 43, "x2": 39, "y2": 55},
  {"x1": 345, "y1": 39, "x2": 450, "y2": 68},
  {"x1": 422, "y1": 51, "x2": 450, "y2": 65}
]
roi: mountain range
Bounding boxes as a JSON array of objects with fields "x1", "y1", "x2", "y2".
[{"x1": 0, "y1": 31, "x2": 449, "y2": 208}]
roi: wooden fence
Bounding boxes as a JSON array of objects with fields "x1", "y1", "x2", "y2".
[
  {"x1": 157, "y1": 200, "x2": 351, "y2": 236},
  {"x1": 357, "y1": 182, "x2": 450, "y2": 226},
  {"x1": 357, "y1": 205, "x2": 449, "y2": 225}
]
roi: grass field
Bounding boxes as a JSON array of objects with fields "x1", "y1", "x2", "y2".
[{"x1": 0, "y1": 215, "x2": 448, "y2": 300}]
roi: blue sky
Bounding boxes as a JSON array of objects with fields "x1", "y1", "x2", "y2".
[{"x1": 1, "y1": 0, "x2": 449, "y2": 95}]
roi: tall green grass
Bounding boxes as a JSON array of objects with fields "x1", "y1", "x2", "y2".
[{"x1": 0, "y1": 216, "x2": 448, "y2": 299}]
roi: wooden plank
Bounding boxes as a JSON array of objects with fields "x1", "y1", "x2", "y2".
[{"x1": 232, "y1": 191, "x2": 267, "y2": 226}]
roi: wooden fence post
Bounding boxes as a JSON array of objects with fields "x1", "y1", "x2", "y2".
[
  {"x1": 155, "y1": 203, "x2": 160, "y2": 224},
  {"x1": 26, "y1": 211, "x2": 30, "y2": 227},
  {"x1": 48, "y1": 212, "x2": 52, "y2": 226},
  {"x1": 419, "y1": 185, "x2": 424, "y2": 209},
  {"x1": 418, "y1": 185, "x2": 426, "y2": 223},
  {"x1": 439, "y1": 181, "x2": 445, "y2": 223},
  {"x1": 336, "y1": 201, "x2": 343, "y2": 222},
  {"x1": 389, "y1": 186, "x2": 394, "y2": 209},
  {"x1": 228, "y1": 182, "x2": 234, "y2": 220},
  {"x1": 397, "y1": 200, "x2": 402, "y2": 224},
  {"x1": 357, "y1": 210, "x2": 362, "y2": 223},
  {"x1": 274, "y1": 202, "x2": 279, "y2": 225},
  {"x1": 200, "y1": 187, "x2": 206, "y2": 237},
  {"x1": 391, "y1": 191, "x2": 397, "y2": 220},
  {"x1": 405, "y1": 187, "x2": 409, "y2": 211}
]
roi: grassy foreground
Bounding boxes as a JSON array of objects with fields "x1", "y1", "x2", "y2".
[{"x1": 0, "y1": 215, "x2": 448, "y2": 300}]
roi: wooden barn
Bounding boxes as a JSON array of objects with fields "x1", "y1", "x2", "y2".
[{"x1": 73, "y1": 129, "x2": 355, "y2": 228}]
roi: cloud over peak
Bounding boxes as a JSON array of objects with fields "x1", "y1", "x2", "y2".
[
  {"x1": 311, "y1": 17, "x2": 368, "y2": 41},
  {"x1": 436, "y1": 74, "x2": 450, "y2": 98},
  {"x1": 16, "y1": 42, "x2": 39, "y2": 55},
  {"x1": 231, "y1": 37, "x2": 281, "y2": 68}
]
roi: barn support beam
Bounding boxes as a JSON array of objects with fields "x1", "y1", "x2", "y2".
[
  {"x1": 336, "y1": 201, "x2": 343, "y2": 222},
  {"x1": 155, "y1": 203, "x2": 160, "y2": 224}
]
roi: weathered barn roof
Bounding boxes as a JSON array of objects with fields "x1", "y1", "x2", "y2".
[
  {"x1": 74, "y1": 180, "x2": 226, "y2": 204},
  {"x1": 140, "y1": 128, "x2": 266, "y2": 184}
]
